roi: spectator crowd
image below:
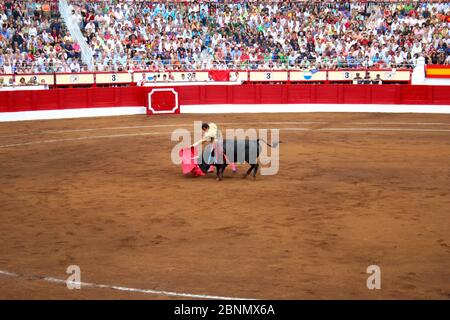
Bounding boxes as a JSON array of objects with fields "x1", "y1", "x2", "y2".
[
  {"x1": 1, "y1": 1, "x2": 449, "y2": 74},
  {"x1": 0, "y1": 0, "x2": 84, "y2": 74}
]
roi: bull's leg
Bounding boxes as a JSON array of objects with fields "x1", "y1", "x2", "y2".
[
  {"x1": 242, "y1": 164, "x2": 255, "y2": 179},
  {"x1": 216, "y1": 152, "x2": 228, "y2": 181},
  {"x1": 220, "y1": 164, "x2": 228, "y2": 180},
  {"x1": 252, "y1": 163, "x2": 260, "y2": 179},
  {"x1": 215, "y1": 165, "x2": 222, "y2": 181}
]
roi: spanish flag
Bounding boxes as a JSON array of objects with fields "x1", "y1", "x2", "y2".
[{"x1": 426, "y1": 65, "x2": 450, "y2": 78}]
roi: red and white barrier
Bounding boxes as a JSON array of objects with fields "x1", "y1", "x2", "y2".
[
  {"x1": 1, "y1": 84, "x2": 450, "y2": 122},
  {"x1": 147, "y1": 88, "x2": 179, "y2": 115}
]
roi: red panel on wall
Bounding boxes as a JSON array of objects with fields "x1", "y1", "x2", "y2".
[
  {"x1": 287, "y1": 85, "x2": 312, "y2": 103},
  {"x1": 0, "y1": 92, "x2": 9, "y2": 112},
  {"x1": 58, "y1": 88, "x2": 88, "y2": 109},
  {"x1": 371, "y1": 85, "x2": 400, "y2": 104},
  {"x1": 33, "y1": 90, "x2": 59, "y2": 110},
  {"x1": 342, "y1": 85, "x2": 370, "y2": 104},
  {"x1": 148, "y1": 89, "x2": 178, "y2": 114},
  {"x1": 90, "y1": 87, "x2": 117, "y2": 108},
  {"x1": 315, "y1": 85, "x2": 339, "y2": 103},
  {"x1": 117, "y1": 87, "x2": 144, "y2": 106},
  {"x1": 176, "y1": 86, "x2": 201, "y2": 105},
  {"x1": 260, "y1": 85, "x2": 285, "y2": 104},
  {"x1": 431, "y1": 86, "x2": 450, "y2": 105},
  {"x1": 400, "y1": 86, "x2": 431, "y2": 104},
  {"x1": 8, "y1": 91, "x2": 33, "y2": 112},
  {"x1": 230, "y1": 85, "x2": 257, "y2": 104},
  {"x1": 204, "y1": 85, "x2": 229, "y2": 104}
]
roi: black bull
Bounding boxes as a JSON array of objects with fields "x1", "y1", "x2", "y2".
[{"x1": 198, "y1": 139, "x2": 279, "y2": 180}]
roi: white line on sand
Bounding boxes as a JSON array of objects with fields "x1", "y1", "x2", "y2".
[
  {"x1": 0, "y1": 121, "x2": 329, "y2": 138},
  {"x1": 1, "y1": 120, "x2": 449, "y2": 139},
  {"x1": 0, "y1": 269, "x2": 253, "y2": 300},
  {"x1": 0, "y1": 126, "x2": 449, "y2": 149},
  {"x1": 317, "y1": 128, "x2": 450, "y2": 132},
  {"x1": 0, "y1": 131, "x2": 171, "y2": 148},
  {"x1": 350, "y1": 122, "x2": 450, "y2": 126}
]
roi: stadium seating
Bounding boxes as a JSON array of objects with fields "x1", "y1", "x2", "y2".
[
  {"x1": 0, "y1": 0, "x2": 83, "y2": 74},
  {"x1": 0, "y1": 1, "x2": 449, "y2": 75}
]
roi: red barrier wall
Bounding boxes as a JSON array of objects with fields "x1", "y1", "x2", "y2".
[{"x1": 1, "y1": 85, "x2": 449, "y2": 113}]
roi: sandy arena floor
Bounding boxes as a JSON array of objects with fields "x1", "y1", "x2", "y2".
[{"x1": 0, "y1": 112, "x2": 449, "y2": 299}]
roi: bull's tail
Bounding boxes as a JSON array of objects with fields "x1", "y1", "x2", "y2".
[{"x1": 257, "y1": 139, "x2": 280, "y2": 148}]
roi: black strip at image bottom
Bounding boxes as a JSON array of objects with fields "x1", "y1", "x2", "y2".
[{"x1": 1, "y1": 300, "x2": 447, "y2": 319}]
